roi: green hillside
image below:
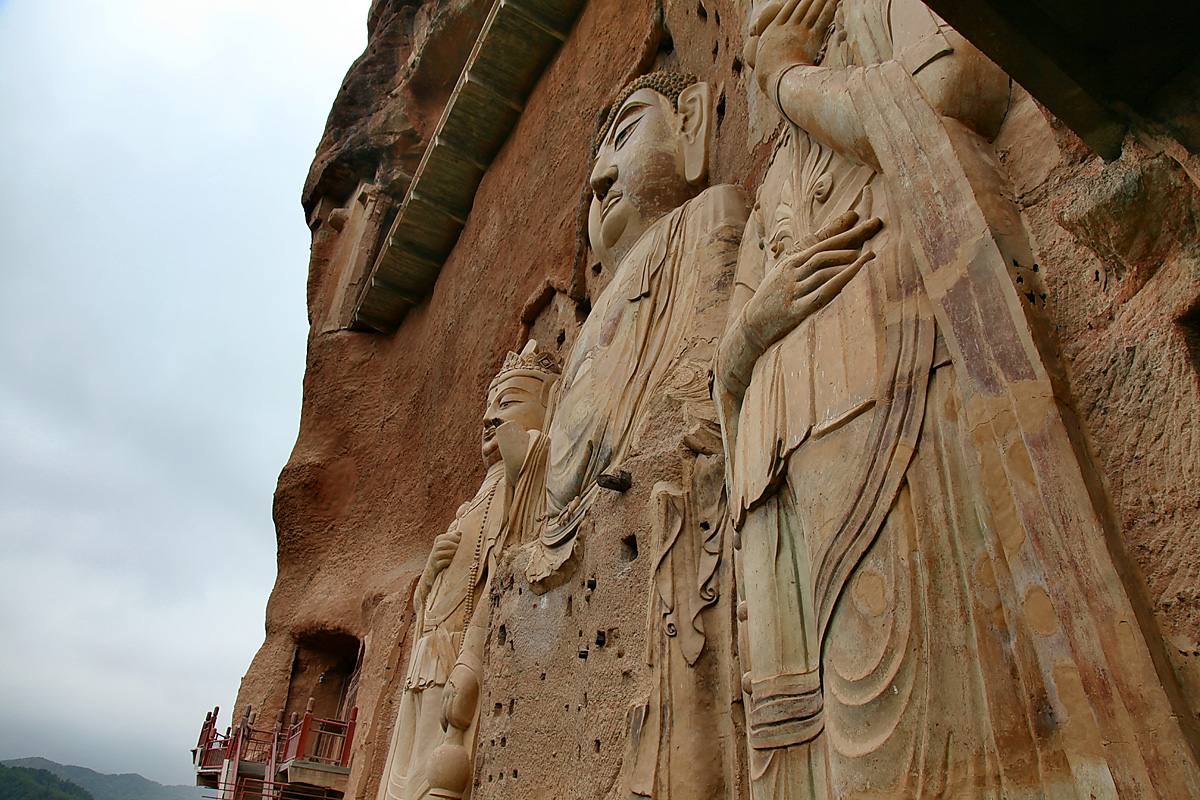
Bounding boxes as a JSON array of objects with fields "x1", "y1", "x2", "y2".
[
  {"x1": 0, "y1": 763, "x2": 94, "y2": 800},
  {"x1": 0, "y1": 760, "x2": 206, "y2": 800}
]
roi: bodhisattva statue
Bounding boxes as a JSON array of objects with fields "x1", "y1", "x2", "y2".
[
  {"x1": 716, "y1": 0, "x2": 1200, "y2": 797},
  {"x1": 526, "y1": 72, "x2": 749, "y2": 592},
  {"x1": 378, "y1": 342, "x2": 559, "y2": 800}
]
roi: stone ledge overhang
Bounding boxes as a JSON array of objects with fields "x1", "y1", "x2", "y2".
[
  {"x1": 922, "y1": 0, "x2": 1200, "y2": 160},
  {"x1": 278, "y1": 760, "x2": 350, "y2": 792},
  {"x1": 352, "y1": 0, "x2": 586, "y2": 333}
]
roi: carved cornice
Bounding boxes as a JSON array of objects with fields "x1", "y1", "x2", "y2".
[{"x1": 352, "y1": 0, "x2": 586, "y2": 333}]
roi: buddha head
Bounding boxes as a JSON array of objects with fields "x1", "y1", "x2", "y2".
[
  {"x1": 481, "y1": 340, "x2": 561, "y2": 465},
  {"x1": 587, "y1": 72, "x2": 712, "y2": 270}
]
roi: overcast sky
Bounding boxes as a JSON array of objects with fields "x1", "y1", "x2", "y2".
[{"x1": 0, "y1": 0, "x2": 370, "y2": 786}]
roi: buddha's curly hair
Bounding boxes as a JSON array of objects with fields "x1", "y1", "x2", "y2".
[{"x1": 593, "y1": 71, "x2": 698, "y2": 155}]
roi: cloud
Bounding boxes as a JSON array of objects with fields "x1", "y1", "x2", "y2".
[{"x1": 0, "y1": 0, "x2": 370, "y2": 785}]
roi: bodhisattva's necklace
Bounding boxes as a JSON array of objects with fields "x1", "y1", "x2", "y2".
[{"x1": 460, "y1": 477, "x2": 499, "y2": 657}]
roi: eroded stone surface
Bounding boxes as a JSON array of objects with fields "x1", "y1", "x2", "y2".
[{"x1": 225, "y1": 1, "x2": 1200, "y2": 798}]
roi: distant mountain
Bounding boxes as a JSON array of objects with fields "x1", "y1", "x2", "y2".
[
  {"x1": 0, "y1": 763, "x2": 94, "y2": 800},
  {"x1": 0, "y1": 760, "x2": 207, "y2": 800}
]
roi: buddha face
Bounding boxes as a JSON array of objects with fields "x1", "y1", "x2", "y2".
[
  {"x1": 481, "y1": 373, "x2": 549, "y2": 464},
  {"x1": 588, "y1": 88, "x2": 701, "y2": 270}
]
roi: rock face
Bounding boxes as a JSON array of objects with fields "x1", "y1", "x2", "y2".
[{"x1": 227, "y1": 1, "x2": 1200, "y2": 798}]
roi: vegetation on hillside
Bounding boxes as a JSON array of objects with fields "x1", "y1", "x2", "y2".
[
  {"x1": 0, "y1": 763, "x2": 95, "y2": 800},
  {"x1": 0, "y1": 760, "x2": 205, "y2": 800}
]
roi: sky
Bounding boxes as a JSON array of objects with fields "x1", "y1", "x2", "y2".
[{"x1": 0, "y1": 0, "x2": 371, "y2": 786}]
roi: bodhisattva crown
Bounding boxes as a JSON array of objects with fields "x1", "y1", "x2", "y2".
[{"x1": 490, "y1": 340, "x2": 562, "y2": 391}]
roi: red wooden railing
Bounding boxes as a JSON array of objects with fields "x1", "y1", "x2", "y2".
[
  {"x1": 195, "y1": 699, "x2": 359, "y2": 786},
  {"x1": 282, "y1": 699, "x2": 359, "y2": 768},
  {"x1": 236, "y1": 717, "x2": 278, "y2": 764},
  {"x1": 205, "y1": 776, "x2": 341, "y2": 800},
  {"x1": 194, "y1": 706, "x2": 231, "y2": 772}
]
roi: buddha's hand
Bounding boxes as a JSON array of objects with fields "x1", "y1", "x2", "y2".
[
  {"x1": 416, "y1": 528, "x2": 462, "y2": 606},
  {"x1": 742, "y1": 211, "x2": 881, "y2": 348},
  {"x1": 747, "y1": 0, "x2": 838, "y2": 92}
]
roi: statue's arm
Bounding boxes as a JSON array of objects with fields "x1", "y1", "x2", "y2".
[
  {"x1": 772, "y1": 65, "x2": 878, "y2": 170},
  {"x1": 716, "y1": 221, "x2": 768, "y2": 403},
  {"x1": 439, "y1": 591, "x2": 488, "y2": 731},
  {"x1": 754, "y1": 0, "x2": 1010, "y2": 168}
]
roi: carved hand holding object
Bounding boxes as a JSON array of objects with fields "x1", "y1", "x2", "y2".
[
  {"x1": 416, "y1": 527, "x2": 463, "y2": 607},
  {"x1": 438, "y1": 663, "x2": 480, "y2": 732}
]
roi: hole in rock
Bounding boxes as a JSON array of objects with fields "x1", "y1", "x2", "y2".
[
  {"x1": 285, "y1": 631, "x2": 362, "y2": 725},
  {"x1": 497, "y1": 625, "x2": 507, "y2": 646},
  {"x1": 595, "y1": 630, "x2": 607, "y2": 647},
  {"x1": 658, "y1": 28, "x2": 675, "y2": 57},
  {"x1": 1179, "y1": 298, "x2": 1200, "y2": 375},
  {"x1": 697, "y1": 1, "x2": 707, "y2": 21},
  {"x1": 621, "y1": 533, "x2": 639, "y2": 561}
]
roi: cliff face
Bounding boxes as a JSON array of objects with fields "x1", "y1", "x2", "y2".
[{"x1": 232, "y1": 1, "x2": 1200, "y2": 798}]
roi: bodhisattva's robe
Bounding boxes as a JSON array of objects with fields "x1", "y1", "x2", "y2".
[
  {"x1": 721, "y1": 0, "x2": 1200, "y2": 797},
  {"x1": 380, "y1": 433, "x2": 549, "y2": 800},
  {"x1": 527, "y1": 184, "x2": 748, "y2": 589}
]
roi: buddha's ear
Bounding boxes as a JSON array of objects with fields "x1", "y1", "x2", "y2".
[{"x1": 678, "y1": 82, "x2": 711, "y2": 187}]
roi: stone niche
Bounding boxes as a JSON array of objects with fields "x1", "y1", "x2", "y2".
[{"x1": 224, "y1": 0, "x2": 1200, "y2": 799}]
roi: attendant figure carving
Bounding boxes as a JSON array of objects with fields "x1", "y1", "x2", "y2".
[
  {"x1": 718, "y1": 0, "x2": 1200, "y2": 797},
  {"x1": 378, "y1": 342, "x2": 559, "y2": 800}
]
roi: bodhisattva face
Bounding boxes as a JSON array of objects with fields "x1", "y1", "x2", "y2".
[
  {"x1": 588, "y1": 86, "x2": 709, "y2": 271},
  {"x1": 480, "y1": 374, "x2": 549, "y2": 465}
]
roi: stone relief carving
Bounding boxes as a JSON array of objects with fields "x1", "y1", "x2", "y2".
[
  {"x1": 525, "y1": 72, "x2": 750, "y2": 594},
  {"x1": 377, "y1": 342, "x2": 559, "y2": 800},
  {"x1": 460, "y1": 71, "x2": 748, "y2": 799},
  {"x1": 715, "y1": 0, "x2": 1200, "y2": 797},
  {"x1": 213, "y1": 3, "x2": 1200, "y2": 800},
  {"x1": 375, "y1": 11, "x2": 1200, "y2": 800}
]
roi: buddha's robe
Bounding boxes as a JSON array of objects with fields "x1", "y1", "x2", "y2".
[{"x1": 528, "y1": 184, "x2": 748, "y2": 589}]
